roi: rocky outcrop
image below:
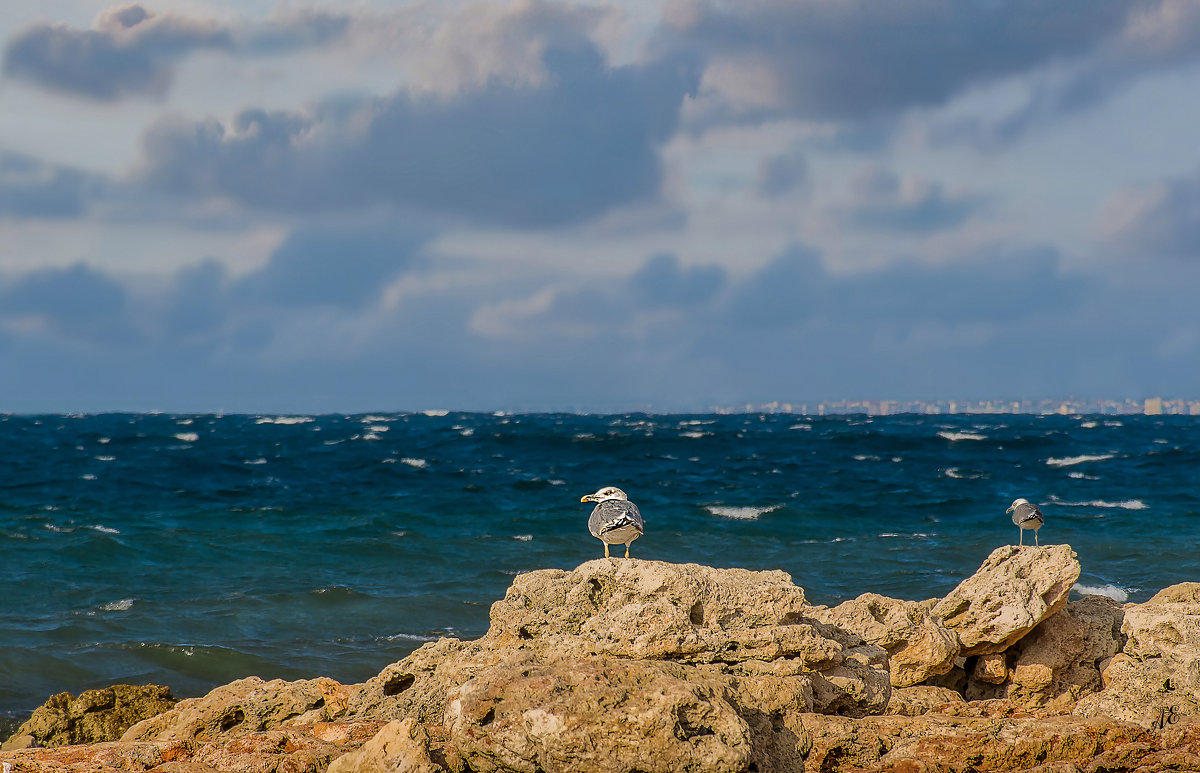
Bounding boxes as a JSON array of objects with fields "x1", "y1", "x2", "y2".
[
  {"x1": 123, "y1": 676, "x2": 352, "y2": 742},
  {"x1": 5, "y1": 555, "x2": 1200, "y2": 773},
  {"x1": 808, "y1": 594, "x2": 959, "y2": 687},
  {"x1": 932, "y1": 545, "x2": 1080, "y2": 656},
  {"x1": 0, "y1": 684, "x2": 176, "y2": 750},
  {"x1": 1075, "y1": 582, "x2": 1200, "y2": 728}
]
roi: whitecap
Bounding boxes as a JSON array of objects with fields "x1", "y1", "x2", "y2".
[
  {"x1": 1046, "y1": 454, "x2": 1115, "y2": 467},
  {"x1": 1074, "y1": 584, "x2": 1129, "y2": 603},
  {"x1": 100, "y1": 598, "x2": 134, "y2": 612},
  {"x1": 1103, "y1": 421, "x2": 1123, "y2": 427},
  {"x1": 401, "y1": 458, "x2": 427, "y2": 468},
  {"x1": 420, "y1": 409, "x2": 449, "y2": 417},
  {"x1": 99, "y1": 437, "x2": 111, "y2": 444},
  {"x1": 81, "y1": 474, "x2": 97, "y2": 480},
  {"x1": 44, "y1": 524, "x2": 72, "y2": 533},
  {"x1": 177, "y1": 418, "x2": 194, "y2": 426},
  {"x1": 367, "y1": 425, "x2": 390, "y2": 433},
  {"x1": 88, "y1": 524, "x2": 120, "y2": 534},
  {"x1": 548, "y1": 479, "x2": 565, "y2": 486},
  {"x1": 244, "y1": 458, "x2": 268, "y2": 465},
  {"x1": 1080, "y1": 421, "x2": 1098, "y2": 428},
  {"x1": 459, "y1": 428, "x2": 475, "y2": 437},
  {"x1": 380, "y1": 632, "x2": 438, "y2": 643},
  {"x1": 381, "y1": 458, "x2": 397, "y2": 464},
  {"x1": 173, "y1": 432, "x2": 199, "y2": 442},
  {"x1": 1067, "y1": 471, "x2": 1100, "y2": 480},
  {"x1": 255, "y1": 416, "x2": 314, "y2": 425},
  {"x1": 788, "y1": 423, "x2": 812, "y2": 430},
  {"x1": 1051, "y1": 498, "x2": 1147, "y2": 511},
  {"x1": 853, "y1": 454, "x2": 880, "y2": 461},
  {"x1": 937, "y1": 431, "x2": 987, "y2": 441},
  {"x1": 95, "y1": 455, "x2": 116, "y2": 462},
  {"x1": 361, "y1": 433, "x2": 382, "y2": 441},
  {"x1": 361, "y1": 416, "x2": 392, "y2": 423},
  {"x1": 512, "y1": 534, "x2": 533, "y2": 542},
  {"x1": 681, "y1": 431, "x2": 712, "y2": 438},
  {"x1": 891, "y1": 457, "x2": 902, "y2": 463},
  {"x1": 706, "y1": 504, "x2": 781, "y2": 520}
]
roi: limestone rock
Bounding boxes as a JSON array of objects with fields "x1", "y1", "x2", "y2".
[
  {"x1": 932, "y1": 545, "x2": 1080, "y2": 656},
  {"x1": 1, "y1": 684, "x2": 176, "y2": 750},
  {"x1": 122, "y1": 676, "x2": 351, "y2": 742},
  {"x1": 884, "y1": 686, "x2": 964, "y2": 717},
  {"x1": 1075, "y1": 583, "x2": 1200, "y2": 728},
  {"x1": 326, "y1": 719, "x2": 441, "y2": 773},
  {"x1": 445, "y1": 654, "x2": 751, "y2": 773},
  {"x1": 972, "y1": 652, "x2": 1009, "y2": 685},
  {"x1": 807, "y1": 594, "x2": 959, "y2": 688}
]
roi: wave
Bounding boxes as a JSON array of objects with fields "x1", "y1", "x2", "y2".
[
  {"x1": 1080, "y1": 421, "x2": 1099, "y2": 428},
  {"x1": 243, "y1": 458, "x2": 268, "y2": 465},
  {"x1": 99, "y1": 598, "x2": 134, "y2": 612},
  {"x1": 512, "y1": 534, "x2": 533, "y2": 542},
  {"x1": 937, "y1": 431, "x2": 987, "y2": 441},
  {"x1": 680, "y1": 431, "x2": 713, "y2": 438},
  {"x1": 1050, "y1": 497, "x2": 1147, "y2": 511},
  {"x1": 420, "y1": 410, "x2": 449, "y2": 417},
  {"x1": 95, "y1": 455, "x2": 116, "y2": 462},
  {"x1": 87, "y1": 524, "x2": 120, "y2": 534},
  {"x1": 788, "y1": 423, "x2": 812, "y2": 430},
  {"x1": 943, "y1": 467, "x2": 986, "y2": 480},
  {"x1": 1074, "y1": 583, "x2": 1130, "y2": 603},
  {"x1": 1067, "y1": 472, "x2": 1100, "y2": 480},
  {"x1": 1046, "y1": 454, "x2": 1115, "y2": 467},
  {"x1": 706, "y1": 504, "x2": 781, "y2": 520},
  {"x1": 400, "y1": 458, "x2": 428, "y2": 468},
  {"x1": 255, "y1": 416, "x2": 314, "y2": 425}
]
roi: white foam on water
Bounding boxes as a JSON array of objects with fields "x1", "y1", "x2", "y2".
[
  {"x1": 255, "y1": 416, "x2": 314, "y2": 425},
  {"x1": 1074, "y1": 584, "x2": 1130, "y2": 603},
  {"x1": 1103, "y1": 421, "x2": 1123, "y2": 427},
  {"x1": 788, "y1": 423, "x2": 812, "y2": 430},
  {"x1": 381, "y1": 458, "x2": 397, "y2": 464},
  {"x1": 88, "y1": 524, "x2": 120, "y2": 534},
  {"x1": 548, "y1": 479, "x2": 565, "y2": 486},
  {"x1": 853, "y1": 454, "x2": 880, "y2": 461},
  {"x1": 1067, "y1": 471, "x2": 1101, "y2": 480},
  {"x1": 367, "y1": 425, "x2": 390, "y2": 433},
  {"x1": 361, "y1": 433, "x2": 382, "y2": 441},
  {"x1": 95, "y1": 455, "x2": 116, "y2": 462},
  {"x1": 420, "y1": 409, "x2": 449, "y2": 417},
  {"x1": 681, "y1": 431, "x2": 712, "y2": 438},
  {"x1": 362, "y1": 416, "x2": 392, "y2": 423},
  {"x1": 177, "y1": 418, "x2": 194, "y2": 426},
  {"x1": 44, "y1": 524, "x2": 71, "y2": 533},
  {"x1": 512, "y1": 534, "x2": 533, "y2": 541},
  {"x1": 174, "y1": 432, "x2": 199, "y2": 442},
  {"x1": 1051, "y1": 497, "x2": 1147, "y2": 510},
  {"x1": 459, "y1": 428, "x2": 475, "y2": 437},
  {"x1": 1080, "y1": 421, "x2": 1099, "y2": 428},
  {"x1": 244, "y1": 458, "x2": 268, "y2": 465},
  {"x1": 100, "y1": 598, "x2": 134, "y2": 611},
  {"x1": 679, "y1": 419, "x2": 715, "y2": 426},
  {"x1": 381, "y1": 632, "x2": 438, "y2": 643},
  {"x1": 891, "y1": 456, "x2": 902, "y2": 462},
  {"x1": 1046, "y1": 454, "x2": 1115, "y2": 467},
  {"x1": 937, "y1": 431, "x2": 987, "y2": 441},
  {"x1": 706, "y1": 504, "x2": 781, "y2": 520},
  {"x1": 81, "y1": 474, "x2": 97, "y2": 480},
  {"x1": 401, "y1": 458, "x2": 427, "y2": 468},
  {"x1": 99, "y1": 437, "x2": 110, "y2": 444}
]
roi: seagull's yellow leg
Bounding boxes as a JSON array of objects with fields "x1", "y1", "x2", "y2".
[
  {"x1": 1034, "y1": 532, "x2": 1039, "y2": 547},
  {"x1": 624, "y1": 543, "x2": 631, "y2": 559},
  {"x1": 603, "y1": 542, "x2": 610, "y2": 558}
]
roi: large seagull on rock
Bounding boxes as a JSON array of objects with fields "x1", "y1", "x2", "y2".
[{"x1": 581, "y1": 486, "x2": 644, "y2": 559}]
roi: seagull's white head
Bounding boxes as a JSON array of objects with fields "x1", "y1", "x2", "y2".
[
  {"x1": 581, "y1": 486, "x2": 628, "y2": 503},
  {"x1": 1006, "y1": 498, "x2": 1030, "y2": 513}
]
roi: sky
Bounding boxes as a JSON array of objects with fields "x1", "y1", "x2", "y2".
[{"x1": 2, "y1": 0, "x2": 1200, "y2": 413}]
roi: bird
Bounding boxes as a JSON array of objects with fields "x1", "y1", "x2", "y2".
[
  {"x1": 1007, "y1": 498, "x2": 1045, "y2": 546},
  {"x1": 580, "y1": 486, "x2": 644, "y2": 559}
]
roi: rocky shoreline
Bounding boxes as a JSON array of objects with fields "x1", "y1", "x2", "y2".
[{"x1": 3, "y1": 546, "x2": 1198, "y2": 772}]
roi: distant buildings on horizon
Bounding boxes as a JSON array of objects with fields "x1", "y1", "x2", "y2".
[{"x1": 714, "y1": 397, "x2": 1200, "y2": 416}]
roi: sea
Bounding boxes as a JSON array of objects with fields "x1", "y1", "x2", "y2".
[{"x1": 2, "y1": 412, "x2": 1198, "y2": 731}]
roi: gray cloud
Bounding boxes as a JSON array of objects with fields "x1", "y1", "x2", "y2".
[
  {"x1": 136, "y1": 43, "x2": 700, "y2": 226},
  {"x1": 1100, "y1": 170, "x2": 1200, "y2": 260},
  {"x1": 0, "y1": 262, "x2": 128, "y2": 340},
  {"x1": 666, "y1": 0, "x2": 1133, "y2": 122},
  {"x1": 836, "y1": 167, "x2": 984, "y2": 233},
  {"x1": 756, "y1": 150, "x2": 809, "y2": 198},
  {"x1": 0, "y1": 152, "x2": 104, "y2": 218},
  {"x1": 2, "y1": 4, "x2": 233, "y2": 101}
]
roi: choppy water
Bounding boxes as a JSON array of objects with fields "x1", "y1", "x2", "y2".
[{"x1": 2, "y1": 412, "x2": 1198, "y2": 726}]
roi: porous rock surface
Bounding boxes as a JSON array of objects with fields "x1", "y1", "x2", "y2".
[
  {"x1": 0, "y1": 685, "x2": 177, "y2": 750},
  {"x1": 5, "y1": 550, "x2": 1200, "y2": 773}
]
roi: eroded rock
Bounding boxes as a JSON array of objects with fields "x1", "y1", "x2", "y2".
[{"x1": 1, "y1": 684, "x2": 176, "y2": 750}]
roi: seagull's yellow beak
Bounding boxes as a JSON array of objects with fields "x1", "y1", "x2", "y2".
[
  {"x1": 581, "y1": 495, "x2": 593, "y2": 502},
  {"x1": 1006, "y1": 505, "x2": 1014, "y2": 513}
]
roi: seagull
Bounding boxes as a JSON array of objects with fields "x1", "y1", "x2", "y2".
[
  {"x1": 580, "y1": 486, "x2": 644, "y2": 558},
  {"x1": 1007, "y1": 498, "x2": 1045, "y2": 546}
]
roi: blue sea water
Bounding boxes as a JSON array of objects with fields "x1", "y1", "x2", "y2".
[{"x1": 2, "y1": 412, "x2": 1198, "y2": 727}]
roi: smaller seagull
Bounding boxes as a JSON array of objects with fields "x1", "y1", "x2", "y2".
[
  {"x1": 580, "y1": 486, "x2": 644, "y2": 559},
  {"x1": 1007, "y1": 498, "x2": 1045, "y2": 546}
]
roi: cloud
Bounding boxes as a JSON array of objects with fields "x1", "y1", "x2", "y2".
[
  {"x1": 1099, "y1": 169, "x2": 1200, "y2": 259},
  {"x1": 136, "y1": 41, "x2": 700, "y2": 226},
  {"x1": 834, "y1": 167, "x2": 984, "y2": 233},
  {"x1": 0, "y1": 151, "x2": 104, "y2": 218},
  {"x1": 665, "y1": 0, "x2": 1134, "y2": 123},
  {"x1": 0, "y1": 262, "x2": 128, "y2": 340},
  {"x1": 756, "y1": 149, "x2": 809, "y2": 198},
  {"x1": 2, "y1": 4, "x2": 234, "y2": 101}
]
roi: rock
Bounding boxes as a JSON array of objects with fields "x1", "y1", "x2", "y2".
[
  {"x1": 326, "y1": 719, "x2": 443, "y2": 773},
  {"x1": 1003, "y1": 595, "x2": 1123, "y2": 707},
  {"x1": 0, "y1": 684, "x2": 176, "y2": 750},
  {"x1": 932, "y1": 545, "x2": 1080, "y2": 656},
  {"x1": 884, "y1": 686, "x2": 964, "y2": 717},
  {"x1": 350, "y1": 559, "x2": 891, "y2": 728},
  {"x1": 445, "y1": 654, "x2": 752, "y2": 773},
  {"x1": 1074, "y1": 583, "x2": 1200, "y2": 728},
  {"x1": 972, "y1": 652, "x2": 1009, "y2": 684},
  {"x1": 122, "y1": 676, "x2": 351, "y2": 742},
  {"x1": 808, "y1": 594, "x2": 959, "y2": 688}
]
